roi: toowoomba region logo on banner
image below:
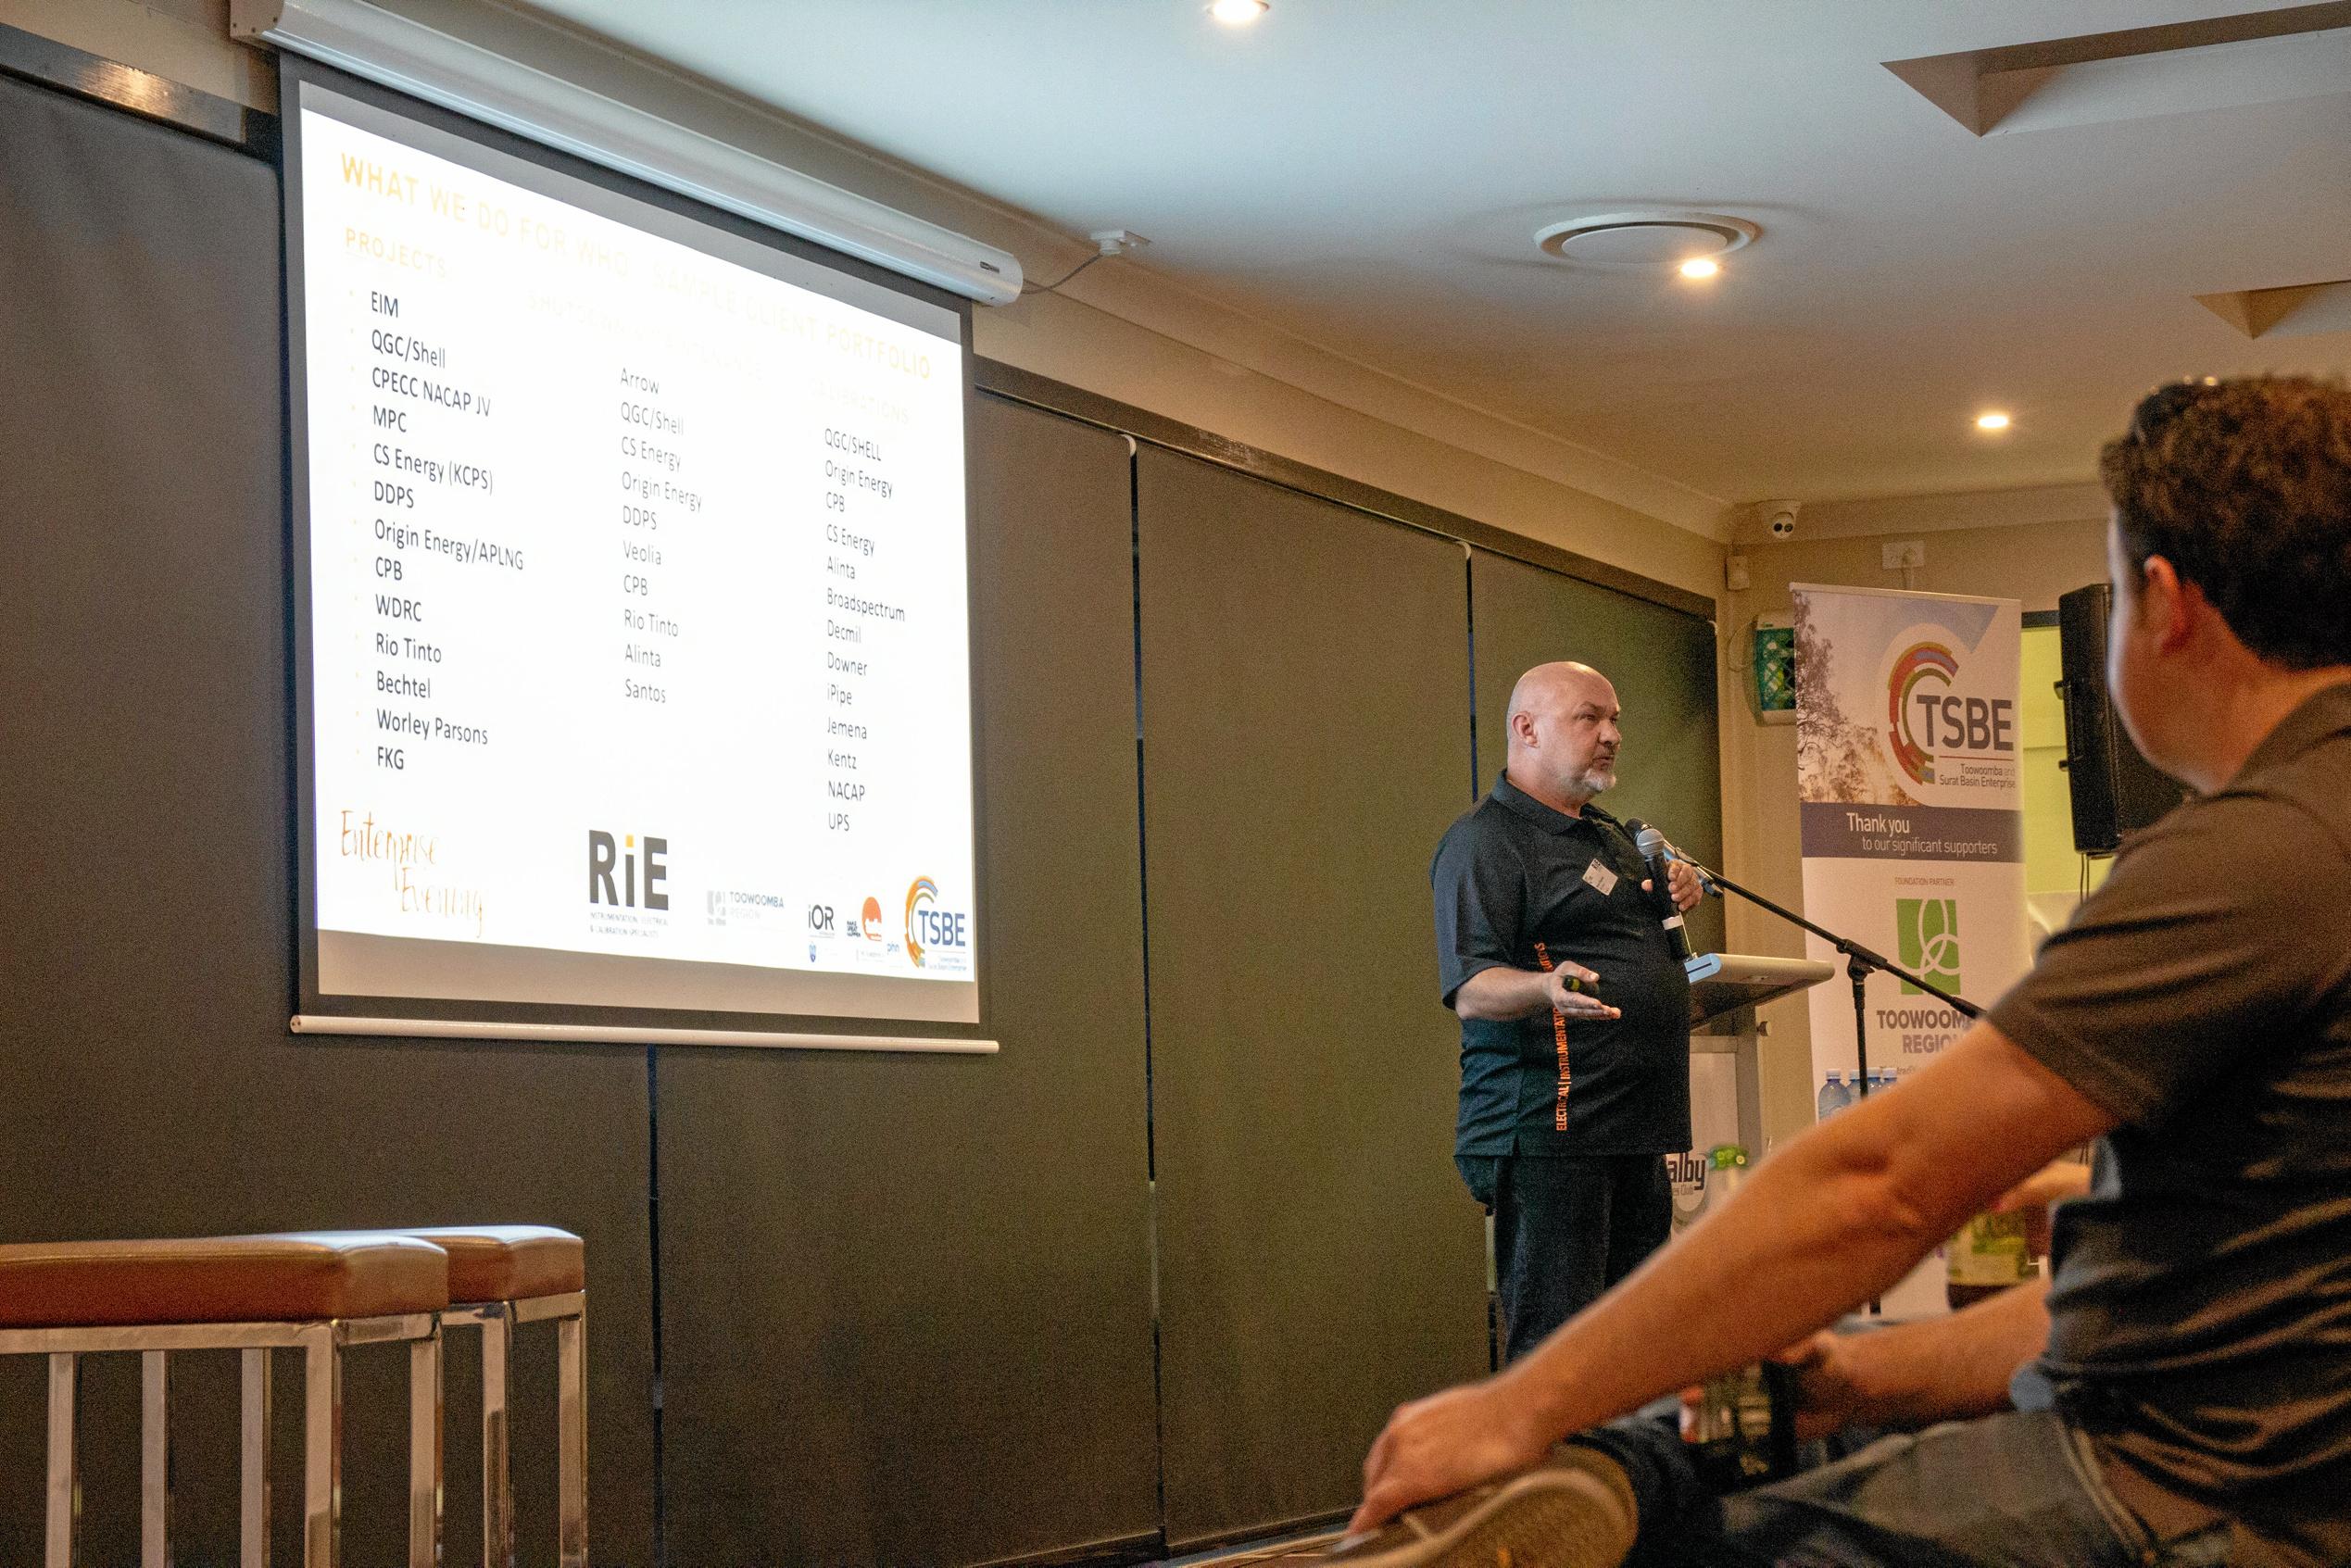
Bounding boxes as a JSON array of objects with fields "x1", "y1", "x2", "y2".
[{"x1": 1792, "y1": 585, "x2": 2031, "y2": 1314}]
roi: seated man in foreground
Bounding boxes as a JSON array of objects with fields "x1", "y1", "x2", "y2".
[{"x1": 1336, "y1": 375, "x2": 2351, "y2": 1568}]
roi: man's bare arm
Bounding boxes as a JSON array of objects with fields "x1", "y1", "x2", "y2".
[
  {"x1": 1455, "y1": 964, "x2": 1618, "y2": 1022},
  {"x1": 1352, "y1": 1021, "x2": 2115, "y2": 1531}
]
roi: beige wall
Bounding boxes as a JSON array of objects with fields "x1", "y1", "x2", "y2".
[
  {"x1": 1712, "y1": 504, "x2": 2110, "y2": 1148},
  {"x1": 2, "y1": 0, "x2": 272, "y2": 107},
  {"x1": 1, "y1": 0, "x2": 1729, "y2": 602}
]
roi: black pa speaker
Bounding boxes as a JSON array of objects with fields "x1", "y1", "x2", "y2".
[{"x1": 2056, "y1": 583, "x2": 2188, "y2": 855}]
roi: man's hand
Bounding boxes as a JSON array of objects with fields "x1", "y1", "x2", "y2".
[
  {"x1": 1640, "y1": 859, "x2": 1704, "y2": 914},
  {"x1": 1769, "y1": 1331, "x2": 1871, "y2": 1441},
  {"x1": 1677, "y1": 1331, "x2": 1867, "y2": 1446},
  {"x1": 1351, "y1": 1375, "x2": 1553, "y2": 1535},
  {"x1": 1666, "y1": 857, "x2": 1704, "y2": 913},
  {"x1": 1545, "y1": 960, "x2": 1620, "y2": 1021}
]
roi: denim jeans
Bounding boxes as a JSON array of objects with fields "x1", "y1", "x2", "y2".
[{"x1": 1575, "y1": 1403, "x2": 2234, "y2": 1568}]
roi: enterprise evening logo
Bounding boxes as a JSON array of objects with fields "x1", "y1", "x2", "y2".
[{"x1": 1886, "y1": 642, "x2": 1959, "y2": 786}]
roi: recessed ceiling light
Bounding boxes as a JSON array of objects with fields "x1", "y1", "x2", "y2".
[
  {"x1": 1210, "y1": 0, "x2": 1268, "y2": 24},
  {"x1": 1976, "y1": 411, "x2": 2012, "y2": 431},
  {"x1": 1678, "y1": 257, "x2": 1721, "y2": 280}
]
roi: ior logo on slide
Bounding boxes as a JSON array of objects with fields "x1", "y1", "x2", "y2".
[{"x1": 902, "y1": 875, "x2": 971, "y2": 971}]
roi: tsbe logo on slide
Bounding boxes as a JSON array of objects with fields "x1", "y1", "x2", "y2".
[
  {"x1": 587, "y1": 830, "x2": 669, "y2": 909},
  {"x1": 1895, "y1": 897, "x2": 1960, "y2": 995},
  {"x1": 902, "y1": 875, "x2": 970, "y2": 970}
]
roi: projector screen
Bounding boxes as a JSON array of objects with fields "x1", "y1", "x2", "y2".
[{"x1": 283, "y1": 64, "x2": 983, "y2": 1039}]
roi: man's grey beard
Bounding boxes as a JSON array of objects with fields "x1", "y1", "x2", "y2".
[{"x1": 1573, "y1": 765, "x2": 1616, "y2": 796}]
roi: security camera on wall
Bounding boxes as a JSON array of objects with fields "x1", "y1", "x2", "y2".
[{"x1": 1758, "y1": 501, "x2": 1800, "y2": 539}]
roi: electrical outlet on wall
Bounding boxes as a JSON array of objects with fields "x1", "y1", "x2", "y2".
[{"x1": 1882, "y1": 540, "x2": 1927, "y2": 571}]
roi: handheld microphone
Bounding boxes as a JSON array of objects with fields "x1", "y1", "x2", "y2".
[{"x1": 1631, "y1": 823, "x2": 1694, "y2": 962}]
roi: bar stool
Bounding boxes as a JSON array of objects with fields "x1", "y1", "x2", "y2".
[
  {"x1": 0, "y1": 1231, "x2": 450, "y2": 1568},
  {"x1": 401, "y1": 1226, "x2": 586, "y2": 1568}
]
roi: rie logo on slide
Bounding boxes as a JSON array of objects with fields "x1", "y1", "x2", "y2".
[{"x1": 587, "y1": 830, "x2": 668, "y2": 910}]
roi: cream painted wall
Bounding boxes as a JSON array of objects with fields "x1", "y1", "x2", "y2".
[
  {"x1": 1712, "y1": 510, "x2": 2110, "y2": 1149},
  {"x1": 3, "y1": 0, "x2": 273, "y2": 106},
  {"x1": 0, "y1": 0, "x2": 1729, "y2": 602}
]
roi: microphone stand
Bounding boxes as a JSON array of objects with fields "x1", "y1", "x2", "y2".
[{"x1": 1678, "y1": 857, "x2": 1981, "y2": 1103}]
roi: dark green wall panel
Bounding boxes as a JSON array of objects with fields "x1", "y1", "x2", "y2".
[
  {"x1": 1469, "y1": 550, "x2": 1726, "y2": 956},
  {"x1": 1138, "y1": 450, "x2": 1490, "y2": 1548},
  {"x1": 652, "y1": 395, "x2": 1159, "y2": 1566},
  {"x1": 0, "y1": 74, "x2": 655, "y2": 1568}
]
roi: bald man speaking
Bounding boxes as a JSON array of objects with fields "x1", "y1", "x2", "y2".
[{"x1": 1432, "y1": 662, "x2": 1703, "y2": 1362}]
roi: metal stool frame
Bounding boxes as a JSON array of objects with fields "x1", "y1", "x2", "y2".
[
  {"x1": 1, "y1": 1311, "x2": 444, "y2": 1568},
  {"x1": 440, "y1": 1288, "x2": 585, "y2": 1568}
]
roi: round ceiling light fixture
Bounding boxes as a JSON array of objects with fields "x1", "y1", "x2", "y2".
[
  {"x1": 1535, "y1": 211, "x2": 1760, "y2": 270},
  {"x1": 1976, "y1": 411, "x2": 2012, "y2": 432},
  {"x1": 1210, "y1": 0, "x2": 1268, "y2": 24}
]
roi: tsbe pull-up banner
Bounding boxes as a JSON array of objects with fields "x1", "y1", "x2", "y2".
[{"x1": 1792, "y1": 584, "x2": 2030, "y2": 1314}]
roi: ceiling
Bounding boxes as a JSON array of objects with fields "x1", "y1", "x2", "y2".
[{"x1": 515, "y1": 0, "x2": 2348, "y2": 510}]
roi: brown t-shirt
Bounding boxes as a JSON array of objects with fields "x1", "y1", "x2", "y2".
[{"x1": 1990, "y1": 681, "x2": 2351, "y2": 1567}]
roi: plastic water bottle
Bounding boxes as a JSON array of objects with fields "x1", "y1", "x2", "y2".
[{"x1": 1815, "y1": 1072, "x2": 1853, "y2": 1122}]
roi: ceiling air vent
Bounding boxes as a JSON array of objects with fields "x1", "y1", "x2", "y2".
[{"x1": 1534, "y1": 211, "x2": 1759, "y2": 269}]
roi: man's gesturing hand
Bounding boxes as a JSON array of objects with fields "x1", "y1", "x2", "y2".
[
  {"x1": 1350, "y1": 1376, "x2": 1553, "y2": 1535},
  {"x1": 1545, "y1": 961, "x2": 1620, "y2": 1021}
]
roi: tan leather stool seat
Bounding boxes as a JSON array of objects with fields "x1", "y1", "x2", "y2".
[
  {"x1": 402, "y1": 1224, "x2": 585, "y2": 1303},
  {"x1": 0, "y1": 1233, "x2": 449, "y2": 1327}
]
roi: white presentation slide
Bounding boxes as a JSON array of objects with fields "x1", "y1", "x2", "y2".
[{"x1": 289, "y1": 81, "x2": 978, "y2": 1025}]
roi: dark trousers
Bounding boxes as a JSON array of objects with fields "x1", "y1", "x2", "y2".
[{"x1": 1488, "y1": 1153, "x2": 1671, "y2": 1364}]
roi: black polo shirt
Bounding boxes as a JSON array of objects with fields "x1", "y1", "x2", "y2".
[{"x1": 1431, "y1": 773, "x2": 1692, "y2": 1157}]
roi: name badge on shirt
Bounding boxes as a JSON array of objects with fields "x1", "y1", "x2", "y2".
[{"x1": 1581, "y1": 858, "x2": 1619, "y2": 897}]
